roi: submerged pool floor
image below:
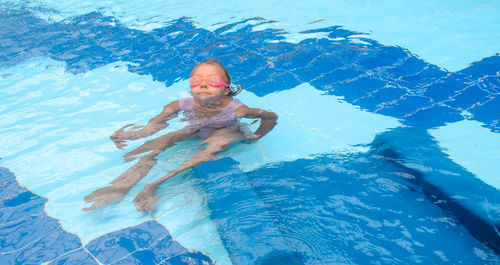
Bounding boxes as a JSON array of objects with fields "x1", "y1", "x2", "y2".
[{"x1": 1, "y1": 3, "x2": 499, "y2": 265}]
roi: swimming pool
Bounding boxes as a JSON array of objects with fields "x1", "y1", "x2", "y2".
[{"x1": 1, "y1": 1, "x2": 499, "y2": 264}]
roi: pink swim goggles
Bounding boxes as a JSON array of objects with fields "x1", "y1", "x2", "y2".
[{"x1": 190, "y1": 74, "x2": 229, "y2": 88}]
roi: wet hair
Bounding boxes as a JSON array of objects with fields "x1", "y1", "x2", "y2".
[{"x1": 192, "y1": 59, "x2": 242, "y2": 97}]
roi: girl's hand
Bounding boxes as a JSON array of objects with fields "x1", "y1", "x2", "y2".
[
  {"x1": 110, "y1": 123, "x2": 169, "y2": 149},
  {"x1": 111, "y1": 138, "x2": 128, "y2": 149},
  {"x1": 244, "y1": 133, "x2": 262, "y2": 143},
  {"x1": 110, "y1": 124, "x2": 135, "y2": 149}
]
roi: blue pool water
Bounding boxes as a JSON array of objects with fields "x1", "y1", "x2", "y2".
[{"x1": 1, "y1": 1, "x2": 499, "y2": 264}]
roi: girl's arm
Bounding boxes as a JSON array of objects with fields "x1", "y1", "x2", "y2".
[
  {"x1": 236, "y1": 106, "x2": 278, "y2": 139},
  {"x1": 111, "y1": 101, "x2": 181, "y2": 146}
]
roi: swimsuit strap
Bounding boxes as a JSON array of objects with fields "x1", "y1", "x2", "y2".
[{"x1": 222, "y1": 98, "x2": 243, "y2": 113}]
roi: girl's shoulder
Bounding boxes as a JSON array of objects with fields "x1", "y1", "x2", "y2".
[
  {"x1": 229, "y1": 97, "x2": 252, "y2": 111},
  {"x1": 228, "y1": 97, "x2": 244, "y2": 108},
  {"x1": 165, "y1": 99, "x2": 182, "y2": 107},
  {"x1": 178, "y1": 98, "x2": 194, "y2": 110},
  {"x1": 232, "y1": 99, "x2": 252, "y2": 118}
]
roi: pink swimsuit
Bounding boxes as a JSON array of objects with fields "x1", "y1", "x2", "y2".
[{"x1": 179, "y1": 98, "x2": 248, "y2": 138}]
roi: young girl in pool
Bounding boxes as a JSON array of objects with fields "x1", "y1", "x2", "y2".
[{"x1": 84, "y1": 60, "x2": 278, "y2": 212}]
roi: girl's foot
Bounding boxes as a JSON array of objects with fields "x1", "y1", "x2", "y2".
[
  {"x1": 83, "y1": 185, "x2": 127, "y2": 211},
  {"x1": 133, "y1": 184, "x2": 160, "y2": 213}
]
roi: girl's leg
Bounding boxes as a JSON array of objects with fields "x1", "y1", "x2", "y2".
[
  {"x1": 83, "y1": 128, "x2": 196, "y2": 211},
  {"x1": 134, "y1": 125, "x2": 243, "y2": 212}
]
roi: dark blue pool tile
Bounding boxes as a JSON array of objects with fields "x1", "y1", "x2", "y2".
[
  {"x1": 309, "y1": 67, "x2": 364, "y2": 89},
  {"x1": 469, "y1": 96, "x2": 500, "y2": 131},
  {"x1": 399, "y1": 64, "x2": 448, "y2": 88},
  {"x1": 178, "y1": 30, "x2": 218, "y2": 52},
  {"x1": 85, "y1": 220, "x2": 186, "y2": 264},
  {"x1": 151, "y1": 19, "x2": 198, "y2": 46},
  {"x1": 377, "y1": 95, "x2": 432, "y2": 118},
  {"x1": 280, "y1": 38, "x2": 346, "y2": 63},
  {"x1": 148, "y1": 56, "x2": 187, "y2": 86},
  {"x1": 386, "y1": 56, "x2": 428, "y2": 77},
  {"x1": 110, "y1": 230, "x2": 188, "y2": 265},
  {"x1": 331, "y1": 77, "x2": 387, "y2": 101},
  {"x1": 446, "y1": 84, "x2": 490, "y2": 110},
  {"x1": 352, "y1": 95, "x2": 382, "y2": 112},
  {"x1": 220, "y1": 52, "x2": 268, "y2": 82},
  {"x1": 235, "y1": 64, "x2": 273, "y2": 88},
  {"x1": 161, "y1": 252, "x2": 215, "y2": 265},
  {"x1": 355, "y1": 86, "x2": 407, "y2": 111},
  {"x1": 257, "y1": 42, "x2": 299, "y2": 57},
  {"x1": 293, "y1": 54, "x2": 344, "y2": 82},
  {"x1": 0, "y1": 168, "x2": 23, "y2": 199},
  {"x1": 111, "y1": 250, "x2": 157, "y2": 265},
  {"x1": 113, "y1": 249, "x2": 163, "y2": 265},
  {"x1": 273, "y1": 44, "x2": 322, "y2": 70},
  {"x1": 227, "y1": 26, "x2": 288, "y2": 49},
  {"x1": 423, "y1": 76, "x2": 465, "y2": 102},
  {"x1": 50, "y1": 248, "x2": 99, "y2": 265},
  {"x1": 27, "y1": 228, "x2": 81, "y2": 263},
  {"x1": 299, "y1": 25, "x2": 354, "y2": 37},
  {"x1": 358, "y1": 45, "x2": 409, "y2": 69},
  {"x1": 244, "y1": 70, "x2": 301, "y2": 96},
  {"x1": 148, "y1": 234, "x2": 187, "y2": 260},
  {"x1": 47, "y1": 14, "x2": 125, "y2": 74},
  {"x1": 0, "y1": 173, "x2": 46, "y2": 224},
  {"x1": 478, "y1": 76, "x2": 500, "y2": 94},
  {"x1": 213, "y1": 17, "x2": 263, "y2": 36},
  {"x1": 1, "y1": 224, "x2": 81, "y2": 265},
  {"x1": 372, "y1": 85, "x2": 407, "y2": 102},
  {"x1": 111, "y1": 247, "x2": 210, "y2": 265},
  {"x1": 457, "y1": 54, "x2": 500, "y2": 77},
  {"x1": 327, "y1": 26, "x2": 362, "y2": 38},
  {"x1": 404, "y1": 105, "x2": 463, "y2": 128},
  {"x1": 219, "y1": 20, "x2": 280, "y2": 47},
  {"x1": 0, "y1": 214, "x2": 59, "y2": 252},
  {"x1": 0, "y1": 168, "x2": 83, "y2": 264},
  {"x1": 3, "y1": 191, "x2": 41, "y2": 208}
]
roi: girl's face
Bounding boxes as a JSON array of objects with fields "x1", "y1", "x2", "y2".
[{"x1": 190, "y1": 63, "x2": 230, "y2": 102}]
